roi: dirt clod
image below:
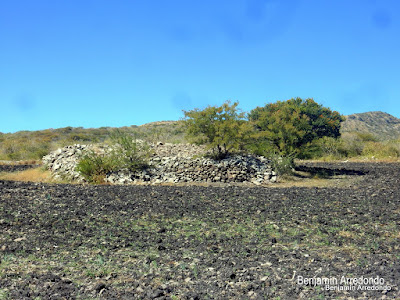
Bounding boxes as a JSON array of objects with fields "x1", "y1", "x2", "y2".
[{"x1": 0, "y1": 162, "x2": 399, "y2": 299}]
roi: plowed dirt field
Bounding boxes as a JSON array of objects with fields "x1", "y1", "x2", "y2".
[{"x1": 0, "y1": 162, "x2": 399, "y2": 299}]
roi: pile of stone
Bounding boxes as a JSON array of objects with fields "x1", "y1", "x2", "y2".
[
  {"x1": 42, "y1": 144, "x2": 90, "y2": 182},
  {"x1": 42, "y1": 143, "x2": 277, "y2": 185}
]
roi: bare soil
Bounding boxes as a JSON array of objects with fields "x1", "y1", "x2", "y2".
[{"x1": 0, "y1": 162, "x2": 399, "y2": 299}]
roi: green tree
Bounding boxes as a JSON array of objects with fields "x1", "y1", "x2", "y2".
[
  {"x1": 248, "y1": 98, "x2": 344, "y2": 157},
  {"x1": 183, "y1": 101, "x2": 252, "y2": 159}
]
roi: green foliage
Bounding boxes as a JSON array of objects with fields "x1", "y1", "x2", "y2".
[
  {"x1": 76, "y1": 131, "x2": 151, "y2": 184},
  {"x1": 249, "y1": 98, "x2": 344, "y2": 157},
  {"x1": 339, "y1": 132, "x2": 364, "y2": 157},
  {"x1": 355, "y1": 132, "x2": 379, "y2": 142},
  {"x1": 341, "y1": 111, "x2": 400, "y2": 141},
  {"x1": 361, "y1": 141, "x2": 399, "y2": 158},
  {"x1": 134, "y1": 122, "x2": 186, "y2": 144},
  {"x1": 75, "y1": 150, "x2": 116, "y2": 184},
  {"x1": 268, "y1": 153, "x2": 295, "y2": 176},
  {"x1": 312, "y1": 136, "x2": 348, "y2": 159},
  {"x1": 0, "y1": 122, "x2": 185, "y2": 161},
  {"x1": 307, "y1": 132, "x2": 400, "y2": 160},
  {"x1": 3, "y1": 100, "x2": 399, "y2": 164},
  {"x1": 244, "y1": 139, "x2": 276, "y2": 157},
  {"x1": 109, "y1": 130, "x2": 152, "y2": 172},
  {"x1": 183, "y1": 101, "x2": 253, "y2": 159},
  {"x1": 339, "y1": 132, "x2": 385, "y2": 158},
  {"x1": 0, "y1": 288, "x2": 9, "y2": 300},
  {"x1": 0, "y1": 135, "x2": 51, "y2": 160}
]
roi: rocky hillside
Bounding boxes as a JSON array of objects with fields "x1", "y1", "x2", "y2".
[{"x1": 341, "y1": 111, "x2": 400, "y2": 140}]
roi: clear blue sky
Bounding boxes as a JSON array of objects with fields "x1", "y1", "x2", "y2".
[{"x1": 1, "y1": 0, "x2": 399, "y2": 133}]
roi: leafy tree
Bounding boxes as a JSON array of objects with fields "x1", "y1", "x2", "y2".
[
  {"x1": 183, "y1": 101, "x2": 253, "y2": 159},
  {"x1": 248, "y1": 98, "x2": 344, "y2": 157}
]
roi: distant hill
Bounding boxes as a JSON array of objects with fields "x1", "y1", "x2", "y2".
[
  {"x1": 341, "y1": 111, "x2": 400, "y2": 140},
  {"x1": 0, "y1": 121, "x2": 186, "y2": 160},
  {"x1": 2, "y1": 111, "x2": 400, "y2": 160},
  {"x1": 140, "y1": 120, "x2": 179, "y2": 127}
]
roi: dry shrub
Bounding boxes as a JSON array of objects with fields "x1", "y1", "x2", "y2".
[{"x1": 361, "y1": 141, "x2": 400, "y2": 159}]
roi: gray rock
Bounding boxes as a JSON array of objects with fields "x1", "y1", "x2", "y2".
[{"x1": 42, "y1": 143, "x2": 278, "y2": 185}]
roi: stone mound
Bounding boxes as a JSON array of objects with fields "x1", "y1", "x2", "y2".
[{"x1": 42, "y1": 143, "x2": 277, "y2": 185}]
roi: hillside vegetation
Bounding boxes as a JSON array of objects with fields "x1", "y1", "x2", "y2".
[
  {"x1": 329, "y1": 111, "x2": 400, "y2": 161},
  {"x1": 1, "y1": 108, "x2": 400, "y2": 162},
  {"x1": 341, "y1": 111, "x2": 400, "y2": 140},
  {"x1": 0, "y1": 122, "x2": 185, "y2": 161}
]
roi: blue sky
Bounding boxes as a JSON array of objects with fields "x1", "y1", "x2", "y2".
[{"x1": 1, "y1": 0, "x2": 399, "y2": 133}]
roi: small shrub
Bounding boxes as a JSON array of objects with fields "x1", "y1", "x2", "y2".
[
  {"x1": 388, "y1": 139, "x2": 400, "y2": 153},
  {"x1": 76, "y1": 131, "x2": 152, "y2": 183},
  {"x1": 27, "y1": 143, "x2": 51, "y2": 159},
  {"x1": 0, "y1": 289, "x2": 9, "y2": 300},
  {"x1": 356, "y1": 132, "x2": 379, "y2": 142},
  {"x1": 109, "y1": 130, "x2": 151, "y2": 172},
  {"x1": 0, "y1": 139, "x2": 22, "y2": 160},
  {"x1": 312, "y1": 136, "x2": 348, "y2": 159},
  {"x1": 247, "y1": 142, "x2": 295, "y2": 175},
  {"x1": 361, "y1": 141, "x2": 400, "y2": 158},
  {"x1": 269, "y1": 153, "x2": 295, "y2": 176},
  {"x1": 340, "y1": 133, "x2": 364, "y2": 157},
  {"x1": 75, "y1": 150, "x2": 116, "y2": 184},
  {"x1": 245, "y1": 139, "x2": 278, "y2": 157}
]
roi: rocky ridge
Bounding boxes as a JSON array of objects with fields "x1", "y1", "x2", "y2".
[
  {"x1": 342, "y1": 111, "x2": 400, "y2": 140},
  {"x1": 42, "y1": 143, "x2": 277, "y2": 185}
]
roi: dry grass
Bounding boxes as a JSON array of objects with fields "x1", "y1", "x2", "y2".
[
  {"x1": 0, "y1": 167, "x2": 356, "y2": 188},
  {"x1": 275, "y1": 171, "x2": 359, "y2": 188},
  {"x1": 274, "y1": 178, "x2": 342, "y2": 188},
  {"x1": 338, "y1": 230, "x2": 357, "y2": 239},
  {"x1": 299, "y1": 157, "x2": 400, "y2": 163},
  {"x1": 0, "y1": 160, "x2": 40, "y2": 165},
  {"x1": 0, "y1": 167, "x2": 54, "y2": 183}
]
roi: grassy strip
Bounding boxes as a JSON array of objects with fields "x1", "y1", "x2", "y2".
[{"x1": 0, "y1": 167, "x2": 56, "y2": 183}]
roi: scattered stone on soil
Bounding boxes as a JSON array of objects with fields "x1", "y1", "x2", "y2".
[{"x1": 0, "y1": 162, "x2": 399, "y2": 299}]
